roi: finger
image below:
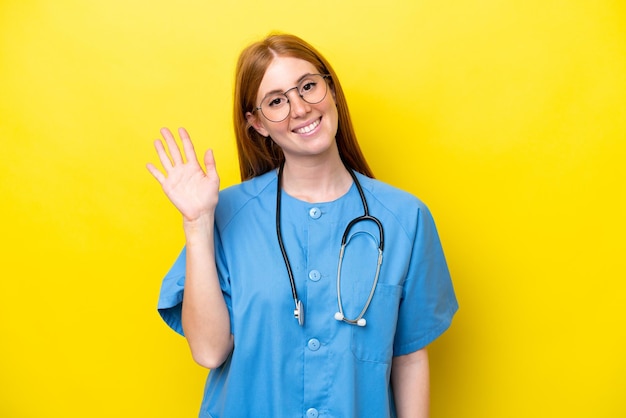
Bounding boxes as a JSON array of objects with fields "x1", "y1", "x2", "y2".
[
  {"x1": 203, "y1": 148, "x2": 217, "y2": 175},
  {"x1": 153, "y1": 139, "x2": 173, "y2": 171},
  {"x1": 178, "y1": 127, "x2": 200, "y2": 167},
  {"x1": 160, "y1": 127, "x2": 184, "y2": 165},
  {"x1": 146, "y1": 162, "x2": 166, "y2": 184}
]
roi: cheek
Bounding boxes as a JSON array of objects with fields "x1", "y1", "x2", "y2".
[
  {"x1": 324, "y1": 96, "x2": 339, "y2": 122},
  {"x1": 265, "y1": 119, "x2": 291, "y2": 137},
  {"x1": 318, "y1": 89, "x2": 337, "y2": 112}
]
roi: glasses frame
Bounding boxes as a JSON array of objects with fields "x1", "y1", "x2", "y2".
[{"x1": 253, "y1": 74, "x2": 331, "y2": 123}]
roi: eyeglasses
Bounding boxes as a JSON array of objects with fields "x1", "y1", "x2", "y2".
[{"x1": 254, "y1": 74, "x2": 331, "y2": 123}]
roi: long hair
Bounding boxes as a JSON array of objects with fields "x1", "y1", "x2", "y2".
[{"x1": 233, "y1": 33, "x2": 374, "y2": 181}]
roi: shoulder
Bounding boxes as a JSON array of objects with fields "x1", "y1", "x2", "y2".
[
  {"x1": 355, "y1": 173, "x2": 435, "y2": 236},
  {"x1": 356, "y1": 173, "x2": 429, "y2": 213},
  {"x1": 216, "y1": 170, "x2": 277, "y2": 229}
]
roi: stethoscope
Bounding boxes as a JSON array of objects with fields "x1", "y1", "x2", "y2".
[{"x1": 276, "y1": 161, "x2": 384, "y2": 327}]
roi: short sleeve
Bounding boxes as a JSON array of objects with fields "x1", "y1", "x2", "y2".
[
  {"x1": 393, "y1": 204, "x2": 458, "y2": 355},
  {"x1": 157, "y1": 247, "x2": 187, "y2": 336},
  {"x1": 156, "y1": 229, "x2": 233, "y2": 336}
]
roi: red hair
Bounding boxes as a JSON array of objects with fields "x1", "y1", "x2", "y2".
[{"x1": 233, "y1": 33, "x2": 374, "y2": 181}]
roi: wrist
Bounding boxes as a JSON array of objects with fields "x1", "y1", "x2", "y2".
[{"x1": 183, "y1": 213, "x2": 215, "y2": 241}]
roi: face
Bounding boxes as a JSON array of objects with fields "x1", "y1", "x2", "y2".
[{"x1": 246, "y1": 56, "x2": 339, "y2": 164}]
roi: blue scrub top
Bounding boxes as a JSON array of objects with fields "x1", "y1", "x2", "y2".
[{"x1": 158, "y1": 170, "x2": 458, "y2": 418}]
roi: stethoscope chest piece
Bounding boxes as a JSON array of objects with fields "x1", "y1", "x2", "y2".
[{"x1": 294, "y1": 299, "x2": 304, "y2": 326}]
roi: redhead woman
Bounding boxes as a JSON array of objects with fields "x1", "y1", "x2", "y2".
[{"x1": 147, "y1": 33, "x2": 458, "y2": 418}]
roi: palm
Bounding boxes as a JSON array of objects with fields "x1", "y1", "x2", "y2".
[{"x1": 147, "y1": 127, "x2": 220, "y2": 221}]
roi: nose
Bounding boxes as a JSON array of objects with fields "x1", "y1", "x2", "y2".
[{"x1": 286, "y1": 89, "x2": 311, "y2": 118}]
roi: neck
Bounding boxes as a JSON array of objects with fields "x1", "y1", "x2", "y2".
[{"x1": 280, "y1": 156, "x2": 353, "y2": 203}]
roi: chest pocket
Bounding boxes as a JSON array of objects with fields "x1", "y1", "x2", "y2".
[{"x1": 350, "y1": 283, "x2": 402, "y2": 363}]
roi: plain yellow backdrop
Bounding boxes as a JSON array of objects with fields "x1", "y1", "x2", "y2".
[{"x1": 1, "y1": 0, "x2": 624, "y2": 417}]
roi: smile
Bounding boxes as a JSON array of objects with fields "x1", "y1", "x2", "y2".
[{"x1": 293, "y1": 118, "x2": 321, "y2": 134}]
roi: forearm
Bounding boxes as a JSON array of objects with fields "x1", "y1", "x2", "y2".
[
  {"x1": 181, "y1": 214, "x2": 233, "y2": 369},
  {"x1": 391, "y1": 348, "x2": 430, "y2": 418}
]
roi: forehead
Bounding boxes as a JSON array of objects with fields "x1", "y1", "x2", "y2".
[{"x1": 257, "y1": 56, "x2": 319, "y2": 97}]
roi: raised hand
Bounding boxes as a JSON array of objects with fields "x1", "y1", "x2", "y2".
[{"x1": 147, "y1": 127, "x2": 220, "y2": 222}]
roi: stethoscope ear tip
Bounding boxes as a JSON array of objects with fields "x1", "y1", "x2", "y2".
[{"x1": 334, "y1": 312, "x2": 367, "y2": 327}]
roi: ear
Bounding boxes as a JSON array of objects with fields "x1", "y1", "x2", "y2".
[{"x1": 246, "y1": 111, "x2": 269, "y2": 138}]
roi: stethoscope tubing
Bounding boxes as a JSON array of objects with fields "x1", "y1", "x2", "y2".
[
  {"x1": 276, "y1": 161, "x2": 384, "y2": 327},
  {"x1": 335, "y1": 243, "x2": 383, "y2": 326},
  {"x1": 275, "y1": 163, "x2": 303, "y2": 325}
]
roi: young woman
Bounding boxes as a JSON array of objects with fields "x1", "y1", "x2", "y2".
[{"x1": 148, "y1": 33, "x2": 458, "y2": 418}]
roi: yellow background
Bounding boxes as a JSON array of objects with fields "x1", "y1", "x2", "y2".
[{"x1": 1, "y1": 0, "x2": 624, "y2": 417}]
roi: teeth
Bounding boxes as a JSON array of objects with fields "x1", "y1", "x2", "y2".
[{"x1": 295, "y1": 119, "x2": 320, "y2": 134}]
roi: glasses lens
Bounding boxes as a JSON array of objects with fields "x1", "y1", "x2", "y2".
[
  {"x1": 260, "y1": 74, "x2": 329, "y2": 122},
  {"x1": 298, "y1": 74, "x2": 328, "y2": 105},
  {"x1": 261, "y1": 92, "x2": 290, "y2": 122}
]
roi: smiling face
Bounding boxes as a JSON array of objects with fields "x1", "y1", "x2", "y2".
[{"x1": 246, "y1": 56, "x2": 339, "y2": 165}]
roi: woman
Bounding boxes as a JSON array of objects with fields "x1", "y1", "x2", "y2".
[{"x1": 148, "y1": 33, "x2": 458, "y2": 418}]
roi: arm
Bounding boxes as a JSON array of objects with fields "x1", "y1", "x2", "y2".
[
  {"x1": 391, "y1": 348, "x2": 430, "y2": 418},
  {"x1": 181, "y1": 213, "x2": 234, "y2": 368},
  {"x1": 148, "y1": 127, "x2": 234, "y2": 368}
]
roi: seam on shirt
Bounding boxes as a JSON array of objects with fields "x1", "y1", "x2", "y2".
[{"x1": 218, "y1": 172, "x2": 278, "y2": 233}]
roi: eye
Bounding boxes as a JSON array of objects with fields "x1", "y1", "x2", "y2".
[
  {"x1": 300, "y1": 80, "x2": 318, "y2": 94},
  {"x1": 264, "y1": 94, "x2": 288, "y2": 108}
]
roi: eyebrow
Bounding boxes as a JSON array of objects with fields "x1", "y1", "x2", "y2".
[{"x1": 261, "y1": 73, "x2": 316, "y2": 98}]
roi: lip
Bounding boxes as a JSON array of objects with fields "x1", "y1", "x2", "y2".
[{"x1": 292, "y1": 117, "x2": 322, "y2": 135}]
